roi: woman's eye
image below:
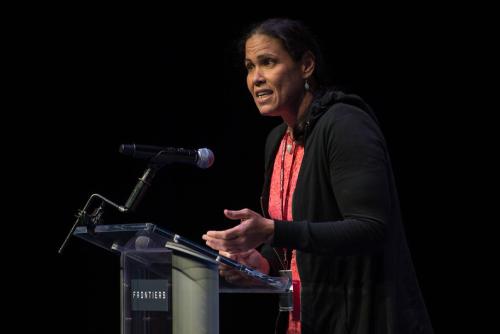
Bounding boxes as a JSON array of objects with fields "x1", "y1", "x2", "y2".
[{"x1": 263, "y1": 58, "x2": 275, "y2": 66}]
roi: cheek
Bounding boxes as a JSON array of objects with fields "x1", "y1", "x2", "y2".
[
  {"x1": 275, "y1": 71, "x2": 294, "y2": 91},
  {"x1": 280, "y1": 74, "x2": 301, "y2": 97},
  {"x1": 246, "y1": 75, "x2": 253, "y2": 92}
]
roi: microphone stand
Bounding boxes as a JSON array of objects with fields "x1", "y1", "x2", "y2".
[
  {"x1": 58, "y1": 193, "x2": 128, "y2": 254},
  {"x1": 58, "y1": 160, "x2": 163, "y2": 254}
]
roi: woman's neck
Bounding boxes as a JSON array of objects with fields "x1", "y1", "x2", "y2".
[{"x1": 282, "y1": 91, "x2": 314, "y2": 136}]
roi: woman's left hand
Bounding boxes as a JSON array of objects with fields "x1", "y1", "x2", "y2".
[
  {"x1": 202, "y1": 208, "x2": 274, "y2": 253},
  {"x1": 218, "y1": 249, "x2": 270, "y2": 286}
]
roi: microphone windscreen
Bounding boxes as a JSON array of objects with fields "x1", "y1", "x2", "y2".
[
  {"x1": 197, "y1": 148, "x2": 215, "y2": 169},
  {"x1": 135, "y1": 235, "x2": 152, "y2": 249}
]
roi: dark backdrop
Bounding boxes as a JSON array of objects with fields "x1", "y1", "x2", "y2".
[{"x1": 26, "y1": 8, "x2": 477, "y2": 334}]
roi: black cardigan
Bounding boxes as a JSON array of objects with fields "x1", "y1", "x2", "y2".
[{"x1": 259, "y1": 90, "x2": 433, "y2": 334}]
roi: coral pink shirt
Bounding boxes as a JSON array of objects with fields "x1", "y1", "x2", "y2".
[{"x1": 268, "y1": 132, "x2": 304, "y2": 334}]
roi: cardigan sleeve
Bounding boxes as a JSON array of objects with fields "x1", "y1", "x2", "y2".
[{"x1": 271, "y1": 105, "x2": 393, "y2": 255}]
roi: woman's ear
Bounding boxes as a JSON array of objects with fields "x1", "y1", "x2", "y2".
[{"x1": 301, "y1": 51, "x2": 316, "y2": 79}]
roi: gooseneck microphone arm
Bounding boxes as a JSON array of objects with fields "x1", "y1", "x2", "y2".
[
  {"x1": 58, "y1": 193, "x2": 128, "y2": 254},
  {"x1": 123, "y1": 163, "x2": 159, "y2": 212}
]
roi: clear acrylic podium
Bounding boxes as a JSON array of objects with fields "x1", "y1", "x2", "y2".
[{"x1": 73, "y1": 223, "x2": 290, "y2": 334}]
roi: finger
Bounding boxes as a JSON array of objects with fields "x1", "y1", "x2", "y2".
[
  {"x1": 225, "y1": 272, "x2": 245, "y2": 284},
  {"x1": 204, "y1": 231, "x2": 248, "y2": 253},
  {"x1": 219, "y1": 250, "x2": 254, "y2": 260},
  {"x1": 218, "y1": 250, "x2": 234, "y2": 258},
  {"x1": 219, "y1": 266, "x2": 229, "y2": 272},
  {"x1": 237, "y1": 249, "x2": 256, "y2": 258},
  {"x1": 206, "y1": 225, "x2": 242, "y2": 240},
  {"x1": 204, "y1": 238, "x2": 224, "y2": 251},
  {"x1": 224, "y1": 249, "x2": 253, "y2": 262},
  {"x1": 219, "y1": 266, "x2": 232, "y2": 273},
  {"x1": 205, "y1": 237, "x2": 241, "y2": 252},
  {"x1": 224, "y1": 208, "x2": 253, "y2": 220},
  {"x1": 220, "y1": 268, "x2": 238, "y2": 278},
  {"x1": 203, "y1": 233, "x2": 235, "y2": 242},
  {"x1": 220, "y1": 269, "x2": 236, "y2": 278}
]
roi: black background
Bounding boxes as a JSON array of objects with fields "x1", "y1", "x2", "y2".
[{"x1": 18, "y1": 5, "x2": 488, "y2": 333}]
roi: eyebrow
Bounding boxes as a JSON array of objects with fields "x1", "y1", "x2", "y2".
[{"x1": 245, "y1": 53, "x2": 277, "y2": 63}]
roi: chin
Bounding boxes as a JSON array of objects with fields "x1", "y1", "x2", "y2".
[{"x1": 257, "y1": 106, "x2": 278, "y2": 117}]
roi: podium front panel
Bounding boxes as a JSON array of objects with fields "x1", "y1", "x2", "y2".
[{"x1": 122, "y1": 249, "x2": 173, "y2": 334}]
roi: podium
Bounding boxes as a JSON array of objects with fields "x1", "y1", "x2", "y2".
[{"x1": 73, "y1": 223, "x2": 290, "y2": 334}]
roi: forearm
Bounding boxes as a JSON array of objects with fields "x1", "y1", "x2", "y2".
[{"x1": 272, "y1": 217, "x2": 386, "y2": 255}]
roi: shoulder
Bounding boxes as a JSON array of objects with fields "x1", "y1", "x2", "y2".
[
  {"x1": 315, "y1": 103, "x2": 380, "y2": 142},
  {"x1": 322, "y1": 91, "x2": 378, "y2": 125},
  {"x1": 308, "y1": 89, "x2": 377, "y2": 129},
  {"x1": 311, "y1": 92, "x2": 386, "y2": 150}
]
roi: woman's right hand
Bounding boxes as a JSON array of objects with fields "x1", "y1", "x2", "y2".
[{"x1": 218, "y1": 249, "x2": 270, "y2": 286}]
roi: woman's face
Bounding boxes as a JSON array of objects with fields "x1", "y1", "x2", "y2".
[{"x1": 245, "y1": 34, "x2": 306, "y2": 117}]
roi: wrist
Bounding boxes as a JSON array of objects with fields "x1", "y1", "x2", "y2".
[{"x1": 264, "y1": 219, "x2": 275, "y2": 244}]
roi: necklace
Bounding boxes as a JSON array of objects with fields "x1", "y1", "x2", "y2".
[
  {"x1": 286, "y1": 140, "x2": 293, "y2": 153},
  {"x1": 280, "y1": 132, "x2": 297, "y2": 221}
]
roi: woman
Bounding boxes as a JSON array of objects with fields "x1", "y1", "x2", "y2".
[{"x1": 203, "y1": 18, "x2": 433, "y2": 334}]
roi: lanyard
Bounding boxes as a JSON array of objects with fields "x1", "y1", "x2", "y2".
[{"x1": 280, "y1": 131, "x2": 297, "y2": 268}]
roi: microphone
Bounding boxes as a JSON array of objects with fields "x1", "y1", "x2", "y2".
[
  {"x1": 134, "y1": 235, "x2": 154, "y2": 249},
  {"x1": 119, "y1": 144, "x2": 214, "y2": 169}
]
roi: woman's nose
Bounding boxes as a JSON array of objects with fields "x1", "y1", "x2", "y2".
[{"x1": 252, "y1": 70, "x2": 265, "y2": 86}]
